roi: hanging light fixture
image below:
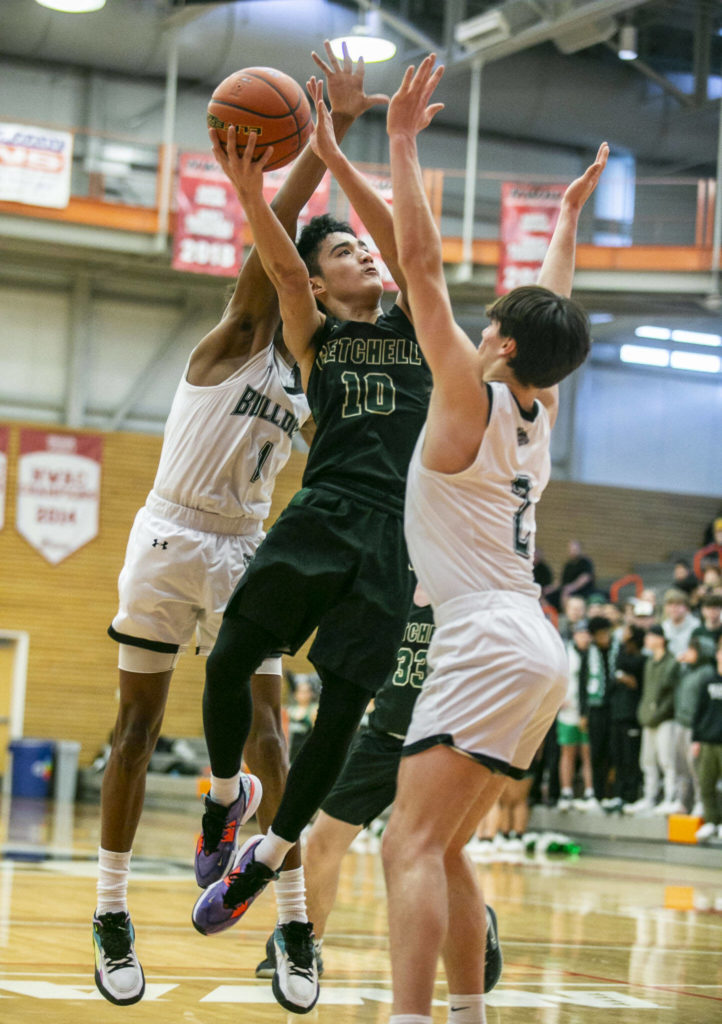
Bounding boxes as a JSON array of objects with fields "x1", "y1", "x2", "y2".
[
  {"x1": 35, "y1": 0, "x2": 106, "y2": 11},
  {"x1": 330, "y1": 3, "x2": 397, "y2": 63},
  {"x1": 618, "y1": 23, "x2": 638, "y2": 61}
]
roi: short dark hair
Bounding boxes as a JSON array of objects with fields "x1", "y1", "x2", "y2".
[
  {"x1": 626, "y1": 624, "x2": 645, "y2": 650},
  {"x1": 296, "y1": 214, "x2": 355, "y2": 276},
  {"x1": 486, "y1": 285, "x2": 591, "y2": 388},
  {"x1": 588, "y1": 615, "x2": 611, "y2": 635}
]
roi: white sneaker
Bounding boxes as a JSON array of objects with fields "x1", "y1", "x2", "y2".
[
  {"x1": 556, "y1": 796, "x2": 572, "y2": 811},
  {"x1": 573, "y1": 796, "x2": 601, "y2": 812},
  {"x1": 623, "y1": 798, "x2": 654, "y2": 815},
  {"x1": 692, "y1": 802, "x2": 705, "y2": 818},
  {"x1": 92, "y1": 910, "x2": 145, "y2": 1006},
  {"x1": 695, "y1": 822, "x2": 717, "y2": 843},
  {"x1": 271, "y1": 921, "x2": 320, "y2": 1013}
]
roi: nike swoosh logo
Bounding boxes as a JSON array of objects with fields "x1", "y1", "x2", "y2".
[
  {"x1": 451, "y1": 1008, "x2": 471, "y2": 1013},
  {"x1": 283, "y1": 384, "x2": 304, "y2": 395}
]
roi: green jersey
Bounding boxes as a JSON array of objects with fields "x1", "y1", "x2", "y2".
[
  {"x1": 304, "y1": 304, "x2": 431, "y2": 513},
  {"x1": 370, "y1": 603, "x2": 435, "y2": 738}
]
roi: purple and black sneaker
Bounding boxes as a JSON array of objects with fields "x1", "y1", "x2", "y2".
[
  {"x1": 192, "y1": 834, "x2": 278, "y2": 935},
  {"x1": 194, "y1": 773, "x2": 263, "y2": 888}
]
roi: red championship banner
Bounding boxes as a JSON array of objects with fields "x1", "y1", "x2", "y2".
[
  {"x1": 16, "y1": 430, "x2": 103, "y2": 565},
  {"x1": 347, "y1": 170, "x2": 396, "y2": 292},
  {"x1": 0, "y1": 123, "x2": 73, "y2": 209},
  {"x1": 496, "y1": 183, "x2": 566, "y2": 295},
  {"x1": 263, "y1": 168, "x2": 331, "y2": 229},
  {"x1": 172, "y1": 152, "x2": 244, "y2": 277},
  {"x1": 0, "y1": 426, "x2": 8, "y2": 532}
]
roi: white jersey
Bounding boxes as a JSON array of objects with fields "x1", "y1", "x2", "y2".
[
  {"x1": 405, "y1": 381, "x2": 550, "y2": 608},
  {"x1": 152, "y1": 343, "x2": 310, "y2": 526}
]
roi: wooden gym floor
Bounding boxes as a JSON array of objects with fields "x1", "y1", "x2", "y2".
[{"x1": 0, "y1": 795, "x2": 721, "y2": 1023}]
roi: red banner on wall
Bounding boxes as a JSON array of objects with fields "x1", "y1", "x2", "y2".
[
  {"x1": 496, "y1": 183, "x2": 566, "y2": 295},
  {"x1": 172, "y1": 152, "x2": 244, "y2": 277},
  {"x1": 0, "y1": 426, "x2": 8, "y2": 532},
  {"x1": 16, "y1": 430, "x2": 103, "y2": 565},
  {"x1": 347, "y1": 171, "x2": 396, "y2": 292},
  {"x1": 262, "y1": 168, "x2": 331, "y2": 230}
]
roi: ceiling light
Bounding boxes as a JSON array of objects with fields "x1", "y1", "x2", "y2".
[
  {"x1": 454, "y1": 8, "x2": 511, "y2": 49},
  {"x1": 670, "y1": 328, "x2": 721, "y2": 347},
  {"x1": 330, "y1": 6, "x2": 396, "y2": 64},
  {"x1": 35, "y1": 0, "x2": 106, "y2": 10},
  {"x1": 670, "y1": 351, "x2": 721, "y2": 373},
  {"x1": 620, "y1": 344, "x2": 669, "y2": 367},
  {"x1": 618, "y1": 24, "x2": 638, "y2": 61},
  {"x1": 635, "y1": 325, "x2": 670, "y2": 340}
]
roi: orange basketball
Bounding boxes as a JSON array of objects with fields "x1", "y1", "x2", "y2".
[{"x1": 207, "y1": 66, "x2": 312, "y2": 171}]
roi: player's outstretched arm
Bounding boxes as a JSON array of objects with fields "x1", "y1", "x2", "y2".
[
  {"x1": 387, "y1": 57, "x2": 473, "y2": 375},
  {"x1": 388, "y1": 55, "x2": 488, "y2": 472},
  {"x1": 190, "y1": 46, "x2": 387, "y2": 385},
  {"x1": 210, "y1": 127, "x2": 322, "y2": 383},
  {"x1": 537, "y1": 142, "x2": 609, "y2": 298}
]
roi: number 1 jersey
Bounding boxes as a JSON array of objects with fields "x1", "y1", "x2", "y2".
[
  {"x1": 152, "y1": 343, "x2": 310, "y2": 524},
  {"x1": 304, "y1": 304, "x2": 432, "y2": 512}
]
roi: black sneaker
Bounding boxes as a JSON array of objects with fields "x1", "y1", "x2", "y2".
[
  {"x1": 271, "y1": 920, "x2": 320, "y2": 1013},
  {"x1": 256, "y1": 928, "x2": 325, "y2": 978},
  {"x1": 92, "y1": 910, "x2": 145, "y2": 1006},
  {"x1": 485, "y1": 903, "x2": 503, "y2": 993}
]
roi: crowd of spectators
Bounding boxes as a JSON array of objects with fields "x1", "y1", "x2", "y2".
[{"x1": 530, "y1": 520, "x2": 722, "y2": 845}]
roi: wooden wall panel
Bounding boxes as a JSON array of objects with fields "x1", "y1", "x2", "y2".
[{"x1": 0, "y1": 420, "x2": 717, "y2": 766}]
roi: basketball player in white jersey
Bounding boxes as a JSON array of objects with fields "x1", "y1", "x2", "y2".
[
  {"x1": 381, "y1": 57, "x2": 608, "y2": 1024},
  {"x1": 92, "y1": 47, "x2": 388, "y2": 1010}
]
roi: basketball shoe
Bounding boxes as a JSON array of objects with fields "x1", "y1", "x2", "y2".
[
  {"x1": 485, "y1": 904, "x2": 503, "y2": 993},
  {"x1": 194, "y1": 773, "x2": 263, "y2": 888},
  {"x1": 92, "y1": 910, "x2": 145, "y2": 1006},
  {"x1": 271, "y1": 920, "x2": 320, "y2": 1013},
  {"x1": 192, "y1": 834, "x2": 277, "y2": 934},
  {"x1": 256, "y1": 928, "x2": 325, "y2": 978}
]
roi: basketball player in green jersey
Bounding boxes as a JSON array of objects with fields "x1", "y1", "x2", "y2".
[{"x1": 192, "y1": 46, "x2": 431, "y2": 990}]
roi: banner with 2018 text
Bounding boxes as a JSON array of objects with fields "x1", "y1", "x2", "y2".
[
  {"x1": 172, "y1": 152, "x2": 245, "y2": 277},
  {"x1": 16, "y1": 430, "x2": 103, "y2": 565},
  {"x1": 496, "y1": 182, "x2": 566, "y2": 295},
  {"x1": 0, "y1": 123, "x2": 73, "y2": 208}
]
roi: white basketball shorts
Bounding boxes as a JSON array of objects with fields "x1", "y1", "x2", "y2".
[
  {"x1": 403, "y1": 590, "x2": 568, "y2": 777},
  {"x1": 109, "y1": 495, "x2": 265, "y2": 660}
]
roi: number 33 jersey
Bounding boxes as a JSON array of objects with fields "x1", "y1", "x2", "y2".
[
  {"x1": 152, "y1": 343, "x2": 310, "y2": 524},
  {"x1": 405, "y1": 380, "x2": 551, "y2": 607}
]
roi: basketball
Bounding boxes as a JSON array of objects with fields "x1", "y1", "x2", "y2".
[{"x1": 207, "y1": 66, "x2": 312, "y2": 171}]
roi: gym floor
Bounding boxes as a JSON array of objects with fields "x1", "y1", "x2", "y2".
[{"x1": 1, "y1": 796, "x2": 721, "y2": 1023}]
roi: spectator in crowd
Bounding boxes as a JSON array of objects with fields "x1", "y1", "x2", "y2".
[
  {"x1": 672, "y1": 558, "x2": 698, "y2": 597},
  {"x1": 286, "y1": 675, "x2": 319, "y2": 764},
  {"x1": 693, "y1": 517, "x2": 722, "y2": 580},
  {"x1": 533, "y1": 548, "x2": 556, "y2": 601},
  {"x1": 631, "y1": 594, "x2": 657, "y2": 631},
  {"x1": 676, "y1": 636, "x2": 717, "y2": 817},
  {"x1": 662, "y1": 588, "x2": 700, "y2": 657},
  {"x1": 691, "y1": 633, "x2": 722, "y2": 842},
  {"x1": 557, "y1": 594, "x2": 587, "y2": 642},
  {"x1": 626, "y1": 624, "x2": 684, "y2": 816},
  {"x1": 557, "y1": 621, "x2": 594, "y2": 811},
  {"x1": 690, "y1": 593, "x2": 722, "y2": 644},
  {"x1": 579, "y1": 616, "x2": 613, "y2": 809},
  {"x1": 528, "y1": 721, "x2": 561, "y2": 808},
  {"x1": 495, "y1": 776, "x2": 533, "y2": 851},
  {"x1": 559, "y1": 539, "x2": 596, "y2": 606},
  {"x1": 607, "y1": 623, "x2": 646, "y2": 811}
]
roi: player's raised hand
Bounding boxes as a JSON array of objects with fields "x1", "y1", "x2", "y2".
[
  {"x1": 209, "y1": 125, "x2": 274, "y2": 200},
  {"x1": 387, "y1": 53, "x2": 444, "y2": 139},
  {"x1": 307, "y1": 76, "x2": 339, "y2": 165},
  {"x1": 312, "y1": 39, "x2": 389, "y2": 120},
  {"x1": 562, "y1": 142, "x2": 609, "y2": 212}
]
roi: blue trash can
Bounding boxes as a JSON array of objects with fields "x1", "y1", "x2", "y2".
[{"x1": 8, "y1": 739, "x2": 55, "y2": 797}]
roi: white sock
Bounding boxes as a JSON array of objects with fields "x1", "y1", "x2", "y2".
[
  {"x1": 209, "y1": 772, "x2": 241, "y2": 806},
  {"x1": 274, "y1": 866, "x2": 308, "y2": 924},
  {"x1": 255, "y1": 827, "x2": 294, "y2": 872},
  {"x1": 389, "y1": 1016, "x2": 433, "y2": 1024},
  {"x1": 584, "y1": 788, "x2": 595, "y2": 799},
  {"x1": 447, "y1": 994, "x2": 486, "y2": 1024},
  {"x1": 96, "y1": 847, "x2": 132, "y2": 915},
  {"x1": 560, "y1": 788, "x2": 573, "y2": 798}
]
